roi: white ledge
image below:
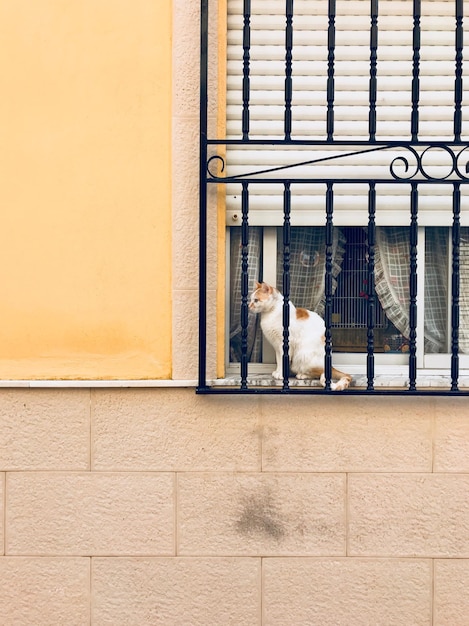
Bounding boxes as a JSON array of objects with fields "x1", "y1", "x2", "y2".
[
  {"x1": 1, "y1": 374, "x2": 467, "y2": 390},
  {"x1": 212, "y1": 373, "x2": 469, "y2": 389},
  {"x1": 0, "y1": 379, "x2": 199, "y2": 388}
]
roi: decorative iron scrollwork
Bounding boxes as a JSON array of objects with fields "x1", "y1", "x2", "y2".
[
  {"x1": 206, "y1": 154, "x2": 225, "y2": 179},
  {"x1": 207, "y1": 143, "x2": 469, "y2": 183},
  {"x1": 390, "y1": 144, "x2": 469, "y2": 181},
  {"x1": 456, "y1": 145, "x2": 469, "y2": 180}
]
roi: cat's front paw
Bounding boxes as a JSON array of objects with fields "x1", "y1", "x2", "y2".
[
  {"x1": 334, "y1": 377, "x2": 351, "y2": 391},
  {"x1": 272, "y1": 370, "x2": 283, "y2": 380},
  {"x1": 295, "y1": 373, "x2": 308, "y2": 380},
  {"x1": 319, "y1": 373, "x2": 351, "y2": 391}
]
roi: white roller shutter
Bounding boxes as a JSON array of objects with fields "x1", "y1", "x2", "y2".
[{"x1": 224, "y1": 0, "x2": 469, "y2": 226}]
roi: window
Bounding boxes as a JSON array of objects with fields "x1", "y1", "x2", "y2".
[
  {"x1": 199, "y1": 0, "x2": 469, "y2": 393},
  {"x1": 229, "y1": 224, "x2": 468, "y2": 362}
]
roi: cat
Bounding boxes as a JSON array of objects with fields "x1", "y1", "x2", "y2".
[{"x1": 249, "y1": 281, "x2": 352, "y2": 391}]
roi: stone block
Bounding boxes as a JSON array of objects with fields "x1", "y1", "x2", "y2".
[
  {"x1": 93, "y1": 557, "x2": 260, "y2": 625},
  {"x1": 434, "y1": 559, "x2": 469, "y2": 625},
  {"x1": 0, "y1": 389, "x2": 89, "y2": 470},
  {"x1": 178, "y1": 472, "x2": 346, "y2": 556},
  {"x1": 6, "y1": 472, "x2": 174, "y2": 556},
  {"x1": 434, "y1": 400, "x2": 469, "y2": 471},
  {"x1": 92, "y1": 388, "x2": 261, "y2": 471},
  {"x1": 0, "y1": 474, "x2": 3, "y2": 554},
  {"x1": 261, "y1": 395, "x2": 432, "y2": 472},
  {"x1": 263, "y1": 557, "x2": 431, "y2": 626},
  {"x1": 0, "y1": 557, "x2": 89, "y2": 625},
  {"x1": 349, "y1": 473, "x2": 469, "y2": 557},
  {"x1": 171, "y1": 289, "x2": 210, "y2": 380}
]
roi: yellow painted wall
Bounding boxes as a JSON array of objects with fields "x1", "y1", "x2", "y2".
[{"x1": 0, "y1": 0, "x2": 172, "y2": 379}]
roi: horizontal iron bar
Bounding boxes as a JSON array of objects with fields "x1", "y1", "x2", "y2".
[
  {"x1": 207, "y1": 139, "x2": 469, "y2": 147},
  {"x1": 196, "y1": 387, "x2": 469, "y2": 396},
  {"x1": 207, "y1": 178, "x2": 469, "y2": 184}
]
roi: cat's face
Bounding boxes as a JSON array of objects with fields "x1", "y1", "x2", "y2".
[{"x1": 249, "y1": 282, "x2": 277, "y2": 314}]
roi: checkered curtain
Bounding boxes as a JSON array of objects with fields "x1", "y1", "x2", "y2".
[
  {"x1": 229, "y1": 227, "x2": 263, "y2": 362},
  {"x1": 374, "y1": 227, "x2": 448, "y2": 353},
  {"x1": 457, "y1": 228, "x2": 469, "y2": 353},
  {"x1": 276, "y1": 227, "x2": 346, "y2": 316}
]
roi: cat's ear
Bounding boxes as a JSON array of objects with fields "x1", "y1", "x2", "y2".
[
  {"x1": 255, "y1": 281, "x2": 263, "y2": 289},
  {"x1": 260, "y1": 282, "x2": 273, "y2": 293}
]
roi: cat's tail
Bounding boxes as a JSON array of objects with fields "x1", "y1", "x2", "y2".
[{"x1": 320, "y1": 368, "x2": 352, "y2": 391}]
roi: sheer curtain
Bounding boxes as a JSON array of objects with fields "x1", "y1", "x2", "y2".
[
  {"x1": 276, "y1": 227, "x2": 346, "y2": 317},
  {"x1": 229, "y1": 227, "x2": 263, "y2": 362},
  {"x1": 460, "y1": 229, "x2": 469, "y2": 353},
  {"x1": 374, "y1": 227, "x2": 448, "y2": 353}
]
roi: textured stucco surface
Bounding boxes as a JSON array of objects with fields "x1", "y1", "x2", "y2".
[
  {"x1": 171, "y1": 0, "x2": 219, "y2": 381},
  {"x1": 349, "y1": 473, "x2": 469, "y2": 557},
  {"x1": 261, "y1": 395, "x2": 433, "y2": 472},
  {"x1": 434, "y1": 559, "x2": 469, "y2": 625},
  {"x1": 434, "y1": 407, "x2": 469, "y2": 471},
  {"x1": 6, "y1": 471, "x2": 175, "y2": 556},
  {"x1": 0, "y1": 389, "x2": 90, "y2": 470},
  {"x1": 0, "y1": 558, "x2": 90, "y2": 625},
  {"x1": 1, "y1": 388, "x2": 469, "y2": 624},
  {"x1": 178, "y1": 472, "x2": 346, "y2": 556},
  {"x1": 91, "y1": 388, "x2": 261, "y2": 471},
  {"x1": 263, "y1": 558, "x2": 432, "y2": 626},
  {"x1": 92, "y1": 557, "x2": 260, "y2": 625}
]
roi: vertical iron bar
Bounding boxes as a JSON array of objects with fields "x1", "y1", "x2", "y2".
[
  {"x1": 408, "y1": 183, "x2": 418, "y2": 391},
  {"x1": 411, "y1": 0, "x2": 421, "y2": 141},
  {"x1": 242, "y1": 0, "x2": 251, "y2": 140},
  {"x1": 366, "y1": 183, "x2": 376, "y2": 390},
  {"x1": 282, "y1": 183, "x2": 292, "y2": 390},
  {"x1": 369, "y1": 0, "x2": 378, "y2": 141},
  {"x1": 324, "y1": 183, "x2": 334, "y2": 390},
  {"x1": 259, "y1": 227, "x2": 264, "y2": 283},
  {"x1": 240, "y1": 182, "x2": 250, "y2": 389},
  {"x1": 326, "y1": 0, "x2": 336, "y2": 141},
  {"x1": 454, "y1": 0, "x2": 464, "y2": 142},
  {"x1": 284, "y1": 0, "x2": 294, "y2": 140},
  {"x1": 451, "y1": 183, "x2": 461, "y2": 391},
  {"x1": 198, "y1": 0, "x2": 209, "y2": 391}
]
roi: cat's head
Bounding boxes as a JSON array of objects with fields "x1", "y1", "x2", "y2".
[{"x1": 249, "y1": 281, "x2": 280, "y2": 314}]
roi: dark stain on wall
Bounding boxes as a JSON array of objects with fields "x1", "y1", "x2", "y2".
[{"x1": 235, "y1": 488, "x2": 286, "y2": 540}]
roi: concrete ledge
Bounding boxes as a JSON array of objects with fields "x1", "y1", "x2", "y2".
[{"x1": 0, "y1": 380, "x2": 198, "y2": 388}]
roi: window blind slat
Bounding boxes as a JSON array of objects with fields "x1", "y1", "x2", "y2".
[
  {"x1": 225, "y1": 0, "x2": 468, "y2": 224},
  {"x1": 228, "y1": 0, "x2": 461, "y2": 17}
]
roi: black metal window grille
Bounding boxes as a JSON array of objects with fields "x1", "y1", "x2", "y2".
[{"x1": 198, "y1": 0, "x2": 469, "y2": 394}]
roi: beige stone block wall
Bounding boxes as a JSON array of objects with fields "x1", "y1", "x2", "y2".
[
  {"x1": 0, "y1": 389, "x2": 90, "y2": 470},
  {"x1": 91, "y1": 389, "x2": 261, "y2": 471},
  {"x1": 0, "y1": 473, "x2": 4, "y2": 556},
  {"x1": 349, "y1": 473, "x2": 469, "y2": 557},
  {"x1": 7, "y1": 472, "x2": 175, "y2": 556},
  {"x1": 178, "y1": 472, "x2": 346, "y2": 556},
  {"x1": 92, "y1": 557, "x2": 261, "y2": 625},
  {"x1": 434, "y1": 559, "x2": 469, "y2": 625},
  {"x1": 0, "y1": 558, "x2": 90, "y2": 625},
  {"x1": 1, "y1": 388, "x2": 469, "y2": 624},
  {"x1": 263, "y1": 558, "x2": 432, "y2": 626}
]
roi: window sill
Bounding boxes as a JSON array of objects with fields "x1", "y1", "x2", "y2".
[
  {"x1": 0, "y1": 379, "x2": 199, "y2": 388},
  {"x1": 212, "y1": 373, "x2": 469, "y2": 389}
]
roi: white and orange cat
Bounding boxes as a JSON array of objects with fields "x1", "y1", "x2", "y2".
[{"x1": 249, "y1": 281, "x2": 352, "y2": 390}]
